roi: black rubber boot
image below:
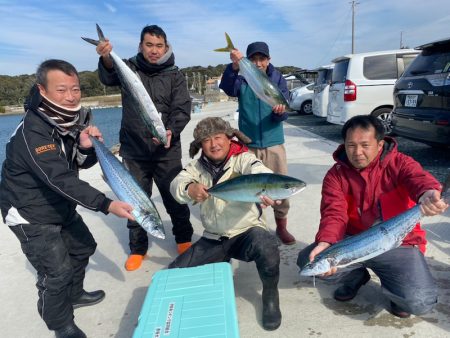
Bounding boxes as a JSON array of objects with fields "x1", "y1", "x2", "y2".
[
  {"x1": 262, "y1": 284, "x2": 281, "y2": 330},
  {"x1": 72, "y1": 289, "x2": 105, "y2": 309},
  {"x1": 54, "y1": 321, "x2": 86, "y2": 338}
]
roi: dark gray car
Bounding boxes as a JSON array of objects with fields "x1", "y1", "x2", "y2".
[{"x1": 392, "y1": 37, "x2": 450, "y2": 146}]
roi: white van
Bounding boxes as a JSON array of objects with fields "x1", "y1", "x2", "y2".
[
  {"x1": 312, "y1": 65, "x2": 334, "y2": 117},
  {"x1": 327, "y1": 49, "x2": 419, "y2": 132}
]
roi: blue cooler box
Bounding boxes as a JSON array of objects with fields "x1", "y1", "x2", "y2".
[{"x1": 133, "y1": 262, "x2": 240, "y2": 338}]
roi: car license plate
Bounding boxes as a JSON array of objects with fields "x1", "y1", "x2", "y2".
[{"x1": 404, "y1": 95, "x2": 418, "y2": 107}]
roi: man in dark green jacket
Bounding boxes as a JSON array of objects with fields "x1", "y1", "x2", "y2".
[{"x1": 96, "y1": 25, "x2": 193, "y2": 271}]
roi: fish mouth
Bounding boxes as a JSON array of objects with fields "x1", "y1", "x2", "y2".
[{"x1": 141, "y1": 214, "x2": 165, "y2": 239}]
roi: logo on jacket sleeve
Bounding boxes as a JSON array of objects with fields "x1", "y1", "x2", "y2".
[{"x1": 35, "y1": 143, "x2": 57, "y2": 155}]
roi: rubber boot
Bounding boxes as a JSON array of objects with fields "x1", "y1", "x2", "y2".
[
  {"x1": 54, "y1": 321, "x2": 86, "y2": 338},
  {"x1": 275, "y1": 218, "x2": 296, "y2": 245},
  {"x1": 177, "y1": 242, "x2": 192, "y2": 255},
  {"x1": 261, "y1": 276, "x2": 282, "y2": 330},
  {"x1": 125, "y1": 254, "x2": 144, "y2": 271}
]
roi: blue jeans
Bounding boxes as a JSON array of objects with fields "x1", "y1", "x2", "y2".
[{"x1": 297, "y1": 243, "x2": 438, "y2": 315}]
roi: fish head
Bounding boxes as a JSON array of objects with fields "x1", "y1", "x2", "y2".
[
  {"x1": 155, "y1": 125, "x2": 168, "y2": 145},
  {"x1": 283, "y1": 178, "x2": 307, "y2": 196},
  {"x1": 299, "y1": 258, "x2": 331, "y2": 277},
  {"x1": 137, "y1": 212, "x2": 166, "y2": 239}
]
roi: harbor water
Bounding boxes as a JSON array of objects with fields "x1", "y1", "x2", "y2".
[{"x1": 0, "y1": 107, "x2": 122, "y2": 165}]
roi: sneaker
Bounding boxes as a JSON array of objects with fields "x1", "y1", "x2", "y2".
[
  {"x1": 125, "y1": 254, "x2": 144, "y2": 271},
  {"x1": 334, "y1": 270, "x2": 371, "y2": 301}
]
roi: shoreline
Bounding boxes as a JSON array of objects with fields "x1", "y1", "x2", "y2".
[{"x1": 1, "y1": 94, "x2": 123, "y2": 116}]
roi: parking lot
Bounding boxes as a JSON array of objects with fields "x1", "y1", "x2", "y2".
[{"x1": 286, "y1": 113, "x2": 450, "y2": 185}]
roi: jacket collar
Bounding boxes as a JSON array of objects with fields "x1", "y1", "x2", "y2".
[{"x1": 333, "y1": 136, "x2": 398, "y2": 171}]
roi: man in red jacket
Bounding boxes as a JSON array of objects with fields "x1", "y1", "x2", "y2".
[{"x1": 297, "y1": 115, "x2": 448, "y2": 318}]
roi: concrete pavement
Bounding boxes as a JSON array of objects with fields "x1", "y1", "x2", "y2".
[{"x1": 1, "y1": 100, "x2": 449, "y2": 338}]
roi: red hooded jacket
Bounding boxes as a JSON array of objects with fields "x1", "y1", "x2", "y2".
[{"x1": 315, "y1": 137, "x2": 441, "y2": 253}]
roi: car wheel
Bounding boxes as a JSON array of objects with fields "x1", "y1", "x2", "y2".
[
  {"x1": 372, "y1": 108, "x2": 394, "y2": 135},
  {"x1": 299, "y1": 100, "x2": 313, "y2": 115}
]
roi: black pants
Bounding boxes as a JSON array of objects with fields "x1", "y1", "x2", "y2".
[
  {"x1": 169, "y1": 227, "x2": 280, "y2": 282},
  {"x1": 124, "y1": 158, "x2": 193, "y2": 254},
  {"x1": 9, "y1": 213, "x2": 97, "y2": 330},
  {"x1": 297, "y1": 243, "x2": 438, "y2": 315}
]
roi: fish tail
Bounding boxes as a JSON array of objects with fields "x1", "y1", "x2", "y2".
[
  {"x1": 213, "y1": 32, "x2": 235, "y2": 52},
  {"x1": 81, "y1": 23, "x2": 106, "y2": 46},
  {"x1": 81, "y1": 37, "x2": 100, "y2": 46},
  {"x1": 96, "y1": 23, "x2": 106, "y2": 42}
]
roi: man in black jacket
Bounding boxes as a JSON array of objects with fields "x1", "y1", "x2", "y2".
[
  {"x1": 0, "y1": 59, "x2": 135, "y2": 338},
  {"x1": 96, "y1": 25, "x2": 193, "y2": 271}
]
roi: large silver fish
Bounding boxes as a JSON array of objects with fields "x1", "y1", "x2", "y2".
[
  {"x1": 82, "y1": 24, "x2": 168, "y2": 145},
  {"x1": 89, "y1": 136, "x2": 165, "y2": 239},
  {"x1": 300, "y1": 205, "x2": 424, "y2": 276},
  {"x1": 214, "y1": 32, "x2": 292, "y2": 110},
  {"x1": 207, "y1": 173, "x2": 306, "y2": 203}
]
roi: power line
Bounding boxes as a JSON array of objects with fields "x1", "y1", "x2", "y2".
[{"x1": 315, "y1": 7, "x2": 352, "y2": 67}]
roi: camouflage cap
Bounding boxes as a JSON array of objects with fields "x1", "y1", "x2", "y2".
[{"x1": 189, "y1": 117, "x2": 251, "y2": 158}]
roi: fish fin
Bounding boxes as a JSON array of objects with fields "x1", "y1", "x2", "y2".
[
  {"x1": 82, "y1": 23, "x2": 106, "y2": 46},
  {"x1": 81, "y1": 37, "x2": 100, "y2": 46},
  {"x1": 213, "y1": 32, "x2": 235, "y2": 52},
  {"x1": 96, "y1": 23, "x2": 106, "y2": 42}
]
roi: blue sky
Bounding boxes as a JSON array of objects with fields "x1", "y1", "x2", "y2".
[{"x1": 1, "y1": 0, "x2": 450, "y2": 76}]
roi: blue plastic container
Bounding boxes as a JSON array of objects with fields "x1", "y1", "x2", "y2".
[{"x1": 133, "y1": 262, "x2": 240, "y2": 338}]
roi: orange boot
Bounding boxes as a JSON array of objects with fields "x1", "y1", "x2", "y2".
[
  {"x1": 177, "y1": 242, "x2": 192, "y2": 255},
  {"x1": 125, "y1": 254, "x2": 144, "y2": 271},
  {"x1": 275, "y1": 218, "x2": 296, "y2": 245}
]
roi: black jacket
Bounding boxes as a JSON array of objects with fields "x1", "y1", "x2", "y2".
[
  {"x1": 98, "y1": 57, "x2": 191, "y2": 161},
  {"x1": 0, "y1": 100, "x2": 111, "y2": 225}
]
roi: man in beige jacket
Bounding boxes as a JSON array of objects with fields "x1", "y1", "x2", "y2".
[{"x1": 169, "y1": 117, "x2": 281, "y2": 331}]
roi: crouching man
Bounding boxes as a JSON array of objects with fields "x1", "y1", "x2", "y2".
[{"x1": 169, "y1": 117, "x2": 282, "y2": 330}]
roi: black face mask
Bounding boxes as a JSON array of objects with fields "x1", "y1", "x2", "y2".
[{"x1": 134, "y1": 51, "x2": 175, "y2": 74}]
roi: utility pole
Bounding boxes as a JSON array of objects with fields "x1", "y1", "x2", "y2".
[
  {"x1": 400, "y1": 31, "x2": 403, "y2": 48},
  {"x1": 350, "y1": 0, "x2": 359, "y2": 54}
]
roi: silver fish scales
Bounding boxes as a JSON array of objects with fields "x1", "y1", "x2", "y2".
[
  {"x1": 90, "y1": 136, "x2": 165, "y2": 239},
  {"x1": 214, "y1": 33, "x2": 291, "y2": 110},
  {"x1": 82, "y1": 24, "x2": 168, "y2": 145},
  {"x1": 300, "y1": 205, "x2": 423, "y2": 276},
  {"x1": 207, "y1": 173, "x2": 306, "y2": 203}
]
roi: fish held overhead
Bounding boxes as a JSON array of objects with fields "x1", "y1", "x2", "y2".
[
  {"x1": 207, "y1": 173, "x2": 306, "y2": 203},
  {"x1": 82, "y1": 24, "x2": 168, "y2": 146},
  {"x1": 214, "y1": 32, "x2": 292, "y2": 111},
  {"x1": 89, "y1": 136, "x2": 165, "y2": 239}
]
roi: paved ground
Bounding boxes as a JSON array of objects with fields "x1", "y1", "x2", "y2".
[{"x1": 1, "y1": 100, "x2": 449, "y2": 338}]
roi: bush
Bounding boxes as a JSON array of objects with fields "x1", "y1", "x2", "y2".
[{"x1": 0, "y1": 106, "x2": 5, "y2": 114}]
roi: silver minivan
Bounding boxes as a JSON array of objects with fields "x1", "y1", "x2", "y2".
[{"x1": 327, "y1": 49, "x2": 419, "y2": 132}]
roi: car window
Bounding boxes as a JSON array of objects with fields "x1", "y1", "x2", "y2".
[
  {"x1": 316, "y1": 70, "x2": 327, "y2": 85},
  {"x1": 396, "y1": 54, "x2": 418, "y2": 78},
  {"x1": 363, "y1": 54, "x2": 397, "y2": 79},
  {"x1": 331, "y1": 60, "x2": 349, "y2": 84},
  {"x1": 325, "y1": 69, "x2": 333, "y2": 82},
  {"x1": 404, "y1": 50, "x2": 450, "y2": 76}
]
